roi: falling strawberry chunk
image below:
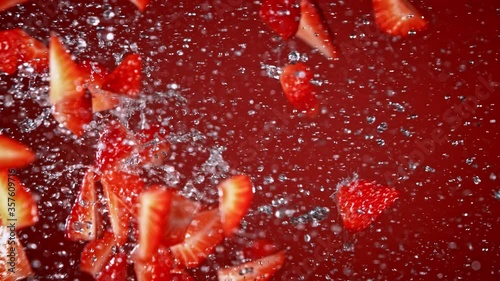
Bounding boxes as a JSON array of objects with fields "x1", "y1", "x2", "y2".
[
  {"x1": 79, "y1": 60, "x2": 117, "y2": 113},
  {"x1": 0, "y1": 226, "x2": 33, "y2": 281},
  {"x1": 128, "y1": 0, "x2": 150, "y2": 12},
  {"x1": 218, "y1": 175, "x2": 253, "y2": 236},
  {"x1": 0, "y1": 135, "x2": 35, "y2": 169},
  {"x1": 65, "y1": 169, "x2": 101, "y2": 241},
  {"x1": 0, "y1": 0, "x2": 30, "y2": 12},
  {"x1": 133, "y1": 245, "x2": 173, "y2": 281},
  {"x1": 136, "y1": 187, "x2": 172, "y2": 261},
  {"x1": 372, "y1": 0, "x2": 428, "y2": 36},
  {"x1": 296, "y1": 0, "x2": 337, "y2": 59},
  {"x1": 217, "y1": 250, "x2": 286, "y2": 281},
  {"x1": 335, "y1": 179, "x2": 400, "y2": 231},
  {"x1": 80, "y1": 230, "x2": 117, "y2": 277},
  {"x1": 96, "y1": 252, "x2": 127, "y2": 281},
  {"x1": 101, "y1": 181, "x2": 132, "y2": 246},
  {"x1": 0, "y1": 170, "x2": 39, "y2": 229},
  {"x1": 279, "y1": 62, "x2": 319, "y2": 117},
  {"x1": 135, "y1": 124, "x2": 171, "y2": 166},
  {"x1": 94, "y1": 119, "x2": 137, "y2": 172},
  {"x1": 162, "y1": 192, "x2": 200, "y2": 247},
  {"x1": 101, "y1": 54, "x2": 142, "y2": 97},
  {"x1": 170, "y1": 209, "x2": 224, "y2": 268},
  {"x1": 259, "y1": 0, "x2": 301, "y2": 40},
  {"x1": 0, "y1": 29, "x2": 48, "y2": 74},
  {"x1": 49, "y1": 34, "x2": 92, "y2": 137}
]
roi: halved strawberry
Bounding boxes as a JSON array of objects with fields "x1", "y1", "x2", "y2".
[
  {"x1": 279, "y1": 62, "x2": 319, "y2": 117},
  {"x1": 0, "y1": 135, "x2": 35, "y2": 169},
  {"x1": 94, "y1": 119, "x2": 136, "y2": 172},
  {"x1": 133, "y1": 245, "x2": 173, "y2": 281},
  {"x1": 163, "y1": 192, "x2": 200, "y2": 246},
  {"x1": 128, "y1": 0, "x2": 150, "y2": 12},
  {"x1": 49, "y1": 34, "x2": 92, "y2": 137},
  {"x1": 0, "y1": 0, "x2": 30, "y2": 12},
  {"x1": 217, "y1": 250, "x2": 286, "y2": 280},
  {"x1": 372, "y1": 0, "x2": 428, "y2": 36},
  {"x1": 335, "y1": 179, "x2": 400, "y2": 231},
  {"x1": 0, "y1": 29, "x2": 48, "y2": 74},
  {"x1": 80, "y1": 230, "x2": 117, "y2": 277},
  {"x1": 96, "y1": 252, "x2": 127, "y2": 281},
  {"x1": 296, "y1": 0, "x2": 337, "y2": 59},
  {"x1": 101, "y1": 54, "x2": 142, "y2": 97},
  {"x1": 170, "y1": 209, "x2": 224, "y2": 268},
  {"x1": 65, "y1": 168, "x2": 101, "y2": 241},
  {"x1": 101, "y1": 181, "x2": 132, "y2": 246},
  {"x1": 0, "y1": 170, "x2": 39, "y2": 229},
  {"x1": 135, "y1": 124, "x2": 170, "y2": 166},
  {"x1": 136, "y1": 187, "x2": 172, "y2": 260},
  {"x1": 259, "y1": 0, "x2": 301, "y2": 40},
  {"x1": 0, "y1": 226, "x2": 33, "y2": 281},
  {"x1": 218, "y1": 175, "x2": 253, "y2": 236}
]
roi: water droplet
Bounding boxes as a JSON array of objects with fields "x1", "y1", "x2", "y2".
[
  {"x1": 86, "y1": 16, "x2": 100, "y2": 26},
  {"x1": 472, "y1": 176, "x2": 481, "y2": 185}
]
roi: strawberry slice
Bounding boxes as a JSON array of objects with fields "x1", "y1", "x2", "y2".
[
  {"x1": 96, "y1": 252, "x2": 127, "y2": 281},
  {"x1": 136, "y1": 187, "x2": 172, "y2": 260},
  {"x1": 162, "y1": 192, "x2": 200, "y2": 246},
  {"x1": 296, "y1": 0, "x2": 337, "y2": 59},
  {"x1": 79, "y1": 60, "x2": 118, "y2": 112},
  {"x1": 0, "y1": 226, "x2": 33, "y2": 281},
  {"x1": 0, "y1": 0, "x2": 29, "y2": 12},
  {"x1": 335, "y1": 179, "x2": 400, "y2": 231},
  {"x1": 80, "y1": 230, "x2": 117, "y2": 277},
  {"x1": 101, "y1": 54, "x2": 142, "y2": 97},
  {"x1": 0, "y1": 135, "x2": 35, "y2": 169},
  {"x1": 135, "y1": 124, "x2": 170, "y2": 166},
  {"x1": 218, "y1": 175, "x2": 253, "y2": 236},
  {"x1": 0, "y1": 29, "x2": 48, "y2": 74},
  {"x1": 372, "y1": 0, "x2": 428, "y2": 36},
  {"x1": 94, "y1": 119, "x2": 136, "y2": 172},
  {"x1": 279, "y1": 62, "x2": 319, "y2": 117},
  {"x1": 49, "y1": 34, "x2": 92, "y2": 137},
  {"x1": 217, "y1": 250, "x2": 286, "y2": 280},
  {"x1": 101, "y1": 181, "x2": 132, "y2": 246},
  {"x1": 128, "y1": 0, "x2": 150, "y2": 12},
  {"x1": 170, "y1": 209, "x2": 224, "y2": 268},
  {"x1": 65, "y1": 169, "x2": 101, "y2": 241},
  {"x1": 133, "y1": 245, "x2": 173, "y2": 281},
  {"x1": 0, "y1": 170, "x2": 39, "y2": 229},
  {"x1": 259, "y1": 0, "x2": 301, "y2": 40}
]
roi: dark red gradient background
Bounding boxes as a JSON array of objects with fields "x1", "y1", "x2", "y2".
[{"x1": 0, "y1": 0, "x2": 498, "y2": 280}]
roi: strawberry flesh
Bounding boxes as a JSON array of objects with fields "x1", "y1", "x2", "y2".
[
  {"x1": 0, "y1": 29, "x2": 48, "y2": 74},
  {"x1": 372, "y1": 0, "x2": 428, "y2": 37},
  {"x1": 218, "y1": 174, "x2": 253, "y2": 236},
  {"x1": 259, "y1": 0, "x2": 301, "y2": 40},
  {"x1": 0, "y1": 135, "x2": 35, "y2": 169},
  {"x1": 279, "y1": 62, "x2": 319, "y2": 117},
  {"x1": 0, "y1": 170, "x2": 39, "y2": 229},
  {"x1": 96, "y1": 252, "x2": 127, "y2": 281},
  {"x1": 101, "y1": 54, "x2": 142, "y2": 97},
  {"x1": 133, "y1": 245, "x2": 173, "y2": 281},
  {"x1": 80, "y1": 230, "x2": 117, "y2": 277}
]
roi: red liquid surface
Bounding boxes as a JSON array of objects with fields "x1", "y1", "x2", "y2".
[{"x1": 1, "y1": 0, "x2": 499, "y2": 280}]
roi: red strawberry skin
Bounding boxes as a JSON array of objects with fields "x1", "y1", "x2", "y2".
[
  {"x1": 80, "y1": 230, "x2": 117, "y2": 277},
  {"x1": 133, "y1": 246, "x2": 173, "y2": 281},
  {"x1": 101, "y1": 54, "x2": 142, "y2": 97},
  {"x1": 259, "y1": 0, "x2": 301, "y2": 40},
  {"x1": 336, "y1": 179, "x2": 399, "y2": 231},
  {"x1": 372, "y1": 0, "x2": 428, "y2": 36},
  {"x1": 96, "y1": 252, "x2": 127, "y2": 281},
  {"x1": 279, "y1": 62, "x2": 319, "y2": 117},
  {"x1": 0, "y1": 135, "x2": 35, "y2": 169},
  {"x1": 129, "y1": 0, "x2": 150, "y2": 12},
  {"x1": 0, "y1": 29, "x2": 48, "y2": 74}
]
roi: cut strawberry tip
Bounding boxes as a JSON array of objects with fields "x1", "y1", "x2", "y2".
[{"x1": 0, "y1": 135, "x2": 36, "y2": 169}]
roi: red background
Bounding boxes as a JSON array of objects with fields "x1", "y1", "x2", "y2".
[{"x1": 0, "y1": 0, "x2": 498, "y2": 280}]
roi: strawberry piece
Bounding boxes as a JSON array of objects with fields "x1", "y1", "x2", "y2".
[
  {"x1": 133, "y1": 245, "x2": 173, "y2": 281},
  {"x1": 217, "y1": 250, "x2": 286, "y2": 280},
  {"x1": 259, "y1": 0, "x2": 301, "y2": 40},
  {"x1": 101, "y1": 54, "x2": 142, "y2": 97},
  {"x1": 0, "y1": 226, "x2": 33, "y2": 281},
  {"x1": 0, "y1": 135, "x2": 35, "y2": 169},
  {"x1": 163, "y1": 192, "x2": 200, "y2": 246},
  {"x1": 0, "y1": 29, "x2": 48, "y2": 74},
  {"x1": 96, "y1": 252, "x2": 127, "y2": 281},
  {"x1": 65, "y1": 169, "x2": 101, "y2": 241},
  {"x1": 0, "y1": 0, "x2": 29, "y2": 12},
  {"x1": 94, "y1": 120, "x2": 136, "y2": 172},
  {"x1": 335, "y1": 179, "x2": 400, "y2": 231},
  {"x1": 218, "y1": 175, "x2": 253, "y2": 236},
  {"x1": 49, "y1": 34, "x2": 92, "y2": 137},
  {"x1": 372, "y1": 0, "x2": 428, "y2": 36},
  {"x1": 296, "y1": 0, "x2": 337, "y2": 59},
  {"x1": 135, "y1": 124, "x2": 170, "y2": 166},
  {"x1": 0, "y1": 170, "x2": 39, "y2": 229},
  {"x1": 170, "y1": 209, "x2": 224, "y2": 268},
  {"x1": 101, "y1": 167, "x2": 145, "y2": 209},
  {"x1": 101, "y1": 181, "x2": 132, "y2": 246},
  {"x1": 136, "y1": 187, "x2": 172, "y2": 260},
  {"x1": 279, "y1": 62, "x2": 319, "y2": 117},
  {"x1": 243, "y1": 239, "x2": 279, "y2": 261},
  {"x1": 80, "y1": 230, "x2": 117, "y2": 277},
  {"x1": 128, "y1": 0, "x2": 150, "y2": 12},
  {"x1": 79, "y1": 60, "x2": 118, "y2": 112}
]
